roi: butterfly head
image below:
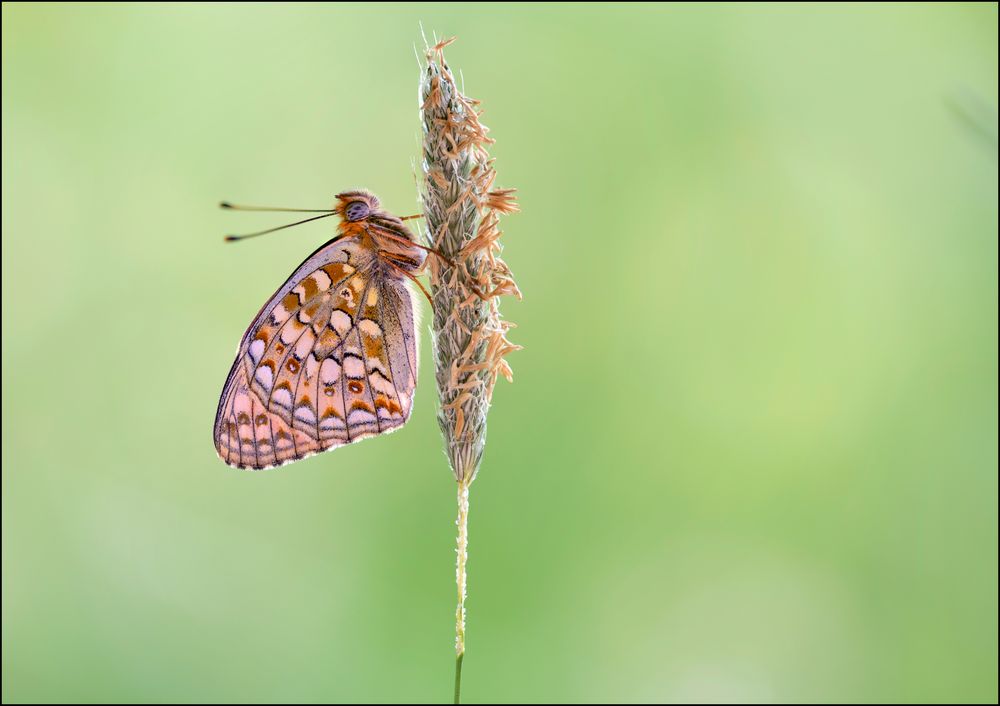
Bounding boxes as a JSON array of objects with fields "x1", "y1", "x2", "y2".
[
  {"x1": 331, "y1": 189, "x2": 429, "y2": 272},
  {"x1": 335, "y1": 190, "x2": 380, "y2": 223}
]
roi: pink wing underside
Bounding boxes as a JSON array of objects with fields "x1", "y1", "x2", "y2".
[{"x1": 214, "y1": 238, "x2": 418, "y2": 469}]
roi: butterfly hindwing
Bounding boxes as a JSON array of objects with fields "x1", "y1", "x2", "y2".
[{"x1": 214, "y1": 237, "x2": 417, "y2": 469}]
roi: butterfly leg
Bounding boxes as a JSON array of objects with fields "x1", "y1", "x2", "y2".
[
  {"x1": 379, "y1": 251, "x2": 435, "y2": 306},
  {"x1": 373, "y1": 227, "x2": 456, "y2": 268}
]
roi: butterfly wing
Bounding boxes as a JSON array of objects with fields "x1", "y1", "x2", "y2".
[{"x1": 214, "y1": 237, "x2": 418, "y2": 469}]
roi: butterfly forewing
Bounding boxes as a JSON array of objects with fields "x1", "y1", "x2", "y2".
[{"x1": 214, "y1": 236, "x2": 418, "y2": 469}]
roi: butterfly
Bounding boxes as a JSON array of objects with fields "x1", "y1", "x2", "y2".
[{"x1": 214, "y1": 190, "x2": 439, "y2": 470}]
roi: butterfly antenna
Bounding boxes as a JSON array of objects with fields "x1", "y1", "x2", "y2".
[
  {"x1": 225, "y1": 212, "x2": 336, "y2": 242},
  {"x1": 220, "y1": 202, "x2": 334, "y2": 213}
]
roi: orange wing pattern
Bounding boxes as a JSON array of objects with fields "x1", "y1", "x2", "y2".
[{"x1": 214, "y1": 237, "x2": 418, "y2": 469}]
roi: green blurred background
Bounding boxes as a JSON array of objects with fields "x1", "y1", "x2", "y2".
[{"x1": 3, "y1": 3, "x2": 997, "y2": 703}]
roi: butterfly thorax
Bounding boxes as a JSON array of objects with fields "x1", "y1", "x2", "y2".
[{"x1": 339, "y1": 213, "x2": 427, "y2": 274}]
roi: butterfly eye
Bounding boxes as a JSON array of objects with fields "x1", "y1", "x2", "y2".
[{"x1": 345, "y1": 201, "x2": 370, "y2": 221}]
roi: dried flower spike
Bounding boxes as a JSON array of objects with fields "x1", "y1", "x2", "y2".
[{"x1": 419, "y1": 36, "x2": 520, "y2": 703}]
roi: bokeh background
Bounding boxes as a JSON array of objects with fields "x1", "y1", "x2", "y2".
[{"x1": 3, "y1": 3, "x2": 997, "y2": 703}]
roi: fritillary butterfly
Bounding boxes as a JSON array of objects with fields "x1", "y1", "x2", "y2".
[{"x1": 214, "y1": 190, "x2": 432, "y2": 470}]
